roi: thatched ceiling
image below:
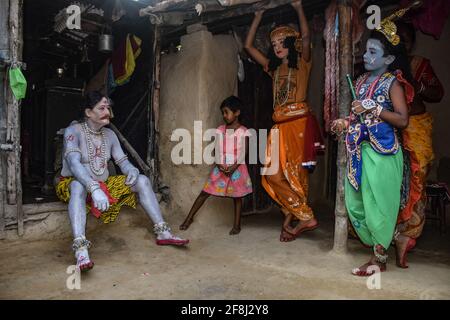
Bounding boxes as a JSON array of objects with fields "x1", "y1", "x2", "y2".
[
  {"x1": 24, "y1": 0, "x2": 399, "y2": 52},
  {"x1": 138, "y1": 0, "x2": 399, "y2": 48}
]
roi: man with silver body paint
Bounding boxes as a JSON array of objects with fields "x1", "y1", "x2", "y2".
[{"x1": 58, "y1": 91, "x2": 188, "y2": 271}]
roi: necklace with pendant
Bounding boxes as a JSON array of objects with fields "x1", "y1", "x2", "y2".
[
  {"x1": 82, "y1": 122, "x2": 107, "y2": 176},
  {"x1": 273, "y1": 67, "x2": 292, "y2": 108}
]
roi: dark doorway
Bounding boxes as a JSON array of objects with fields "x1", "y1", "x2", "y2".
[
  {"x1": 238, "y1": 59, "x2": 275, "y2": 214},
  {"x1": 20, "y1": 0, "x2": 154, "y2": 204}
]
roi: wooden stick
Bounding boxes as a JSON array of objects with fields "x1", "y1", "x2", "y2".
[
  {"x1": 153, "y1": 36, "x2": 161, "y2": 134},
  {"x1": 108, "y1": 122, "x2": 152, "y2": 177},
  {"x1": 217, "y1": 0, "x2": 261, "y2": 6},
  {"x1": 140, "y1": 0, "x2": 190, "y2": 15},
  {"x1": 0, "y1": 174, "x2": 5, "y2": 239},
  {"x1": 119, "y1": 90, "x2": 149, "y2": 132},
  {"x1": 147, "y1": 26, "x2": 161, "y2": 187},
  {"x1": 140, "y1": 0, "x2": 293, "y2": 25},
  {"x1": 333, "y1": 0, "x2": 352, "y2": 254}
]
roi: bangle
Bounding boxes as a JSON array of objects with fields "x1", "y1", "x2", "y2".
[
  {"x1": 64, "y1": 148, "x2": 82, "y2": 159},
  {"x1": 361, "y1": 99, "x2": 377, "y2": 110},
  {"x1": 115, "y1": 155, "x2": 128, "y2": 166},
  {"x1": 86, "y1": 181, "x2": 100, "y2": 193},
  {"x1": 373, "y1": 104, "x2": 383, "y2": 118}
]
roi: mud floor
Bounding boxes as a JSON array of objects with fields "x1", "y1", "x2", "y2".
[{"x1": 1, "y1": 206, "x2": 449, "y2": 299}]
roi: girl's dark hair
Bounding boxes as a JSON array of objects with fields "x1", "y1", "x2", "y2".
[
  {"x1": 220, "y1": 95, "x2": 243, "y2": 112},
  {"x1": 368, "y1": 30, "x2": 414, "y2": 84},
  {"x1": 396, "y1": 21, "x2": 416, "y2": 47},
  {"x1": 267, "y1": 35, "x2": 299, "y2": 72},
  {"x1": 80, "y1": 91, "x2": 112, "y2": 119},
  {"x1": 220, "y1": 95, "x2": 250, "y2": 125}
]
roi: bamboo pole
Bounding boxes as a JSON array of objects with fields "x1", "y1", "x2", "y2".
[
  {"x1": 332, "y1": 0, "x2": 352, "y2": 254},
  {"x1": 0, "y1": 175, "x2": 4, "y2": 239},
  {"x1": 153, "y1": 34, "x2": 161, "y2": 135},
  {"x1": 108, "y1": 122, "x2": 152, "y2": 177},
  {"x1": 147, "y1": 25, "x2": 161, "y2": 188},
  {"x1": 6, "y1": 0, "x2": 24, "y2": 236}
]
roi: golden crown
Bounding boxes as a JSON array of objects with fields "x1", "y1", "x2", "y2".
[
  {"x1": 270, "y1": 25, "x2": 299, "y2": 40},
  {"x1": 375, "y1": 1, "x2": 422, "y2": 46}
]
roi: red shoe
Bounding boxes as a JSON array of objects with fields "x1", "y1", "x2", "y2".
[
  {"x1": 77, "y1": 260, "x2": 94, "y2": 272},
  {"x1": 156, "y1": 238, "x2": 189, "y2": 246}
]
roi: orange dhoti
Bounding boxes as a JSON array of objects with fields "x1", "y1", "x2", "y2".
[
  {"x1": 398, "y1": 112, "x2": 434, "y2": 239},
  {"x1": 261, "y1": 102, "x2": 323, "y2": 221}
]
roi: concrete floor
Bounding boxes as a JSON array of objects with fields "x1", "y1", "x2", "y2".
[{"x1": 1, "y1": 206, "x2": 449, "y2": 299}]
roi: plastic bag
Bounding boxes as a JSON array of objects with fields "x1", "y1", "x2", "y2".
[{"x1": 9, "y1": 66, "x2": 27, "y2": 99}]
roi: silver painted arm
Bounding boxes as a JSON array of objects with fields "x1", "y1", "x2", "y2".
[
  {"x1": 109, "y1": 130, "x2": 139, "y2": 185},
  {"x1": 64, "y1": 126, "x2": 96, "y2": 188}
]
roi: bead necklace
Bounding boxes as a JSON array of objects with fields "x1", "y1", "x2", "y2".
[
  {"x1": 273, "y1": 67, "x2": 292, "y2": 109},
  {"x1": 82, "y1": 122, "x2": 107, "y2": 176}
]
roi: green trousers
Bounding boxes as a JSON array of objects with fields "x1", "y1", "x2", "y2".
[{"x1": 345, "y1": 142, "x2": 403, "y2": 250}]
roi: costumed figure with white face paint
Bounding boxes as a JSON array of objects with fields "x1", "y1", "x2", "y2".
[
  {"x1": 56, "y1": 91, "x2": 189, "y2": 271},
  {"x1": 245, "y1": 0, "x2": 325, "y2": 242},
  {"x1": 331, "y1": 8, "x2": 416, "y2": 276}
]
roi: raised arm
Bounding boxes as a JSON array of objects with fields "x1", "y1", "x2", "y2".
[
  {"x1": 244, "y1": 10, "x2": 270, "y2": 68},
  {"x1": 291, "y1": 0, "x2": 310, "y2": 62}
]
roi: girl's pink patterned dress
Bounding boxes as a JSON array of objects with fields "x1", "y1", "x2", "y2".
[{"x1": 203, "y1": 125, "x2": 253, "y2": 197}]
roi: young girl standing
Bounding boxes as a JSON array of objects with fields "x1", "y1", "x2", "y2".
[{"x1": 179, "y1": 96, "x2": 253, "y2": 235}]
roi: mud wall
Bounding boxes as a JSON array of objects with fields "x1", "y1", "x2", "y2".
[{"x1": 159, "y1": 25, "x2": 240, "y2": 231}]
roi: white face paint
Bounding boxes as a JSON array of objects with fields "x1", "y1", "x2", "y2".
[
  {"x1": 271, "y1": 35, "x2": 289, "y2": 60},
  {"x1": 85, "y1": 97, "x2": 112, "y2": 128},
  {"x1": 363, "y1": 38, "x2": 393, "y2": 72}
]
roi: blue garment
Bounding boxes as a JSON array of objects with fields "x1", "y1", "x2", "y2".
[{"x1": 346, "y1": 72, "x2": 401, "y2": 191}]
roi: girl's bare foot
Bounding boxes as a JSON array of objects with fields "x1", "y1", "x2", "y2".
[
  {"x1": 285, "y1": 218, "x2": 318, "y2": 238},
  {"x1": 229, "y1": 226, "x2": 241, "y2": 235},
  {"x1": 280, "y1": 227, "x2": 296, "y2": 242},
  {"x1": 351, "y1": 257, "x2": 386, "y2": 277},
  {"x1": 179, "y1": 218, "x2": 193, "y2": 230},
  {"x1": 395, "y1": 234, "x2": 416, "y2": 268}
]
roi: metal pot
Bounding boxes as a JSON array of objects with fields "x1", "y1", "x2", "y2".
[
  {"x1": 56, "y1": 68, "x2": 64, "y2": 78},
  {"x1": 98, "y1": 34, "x2": 113, "y2": 53}
]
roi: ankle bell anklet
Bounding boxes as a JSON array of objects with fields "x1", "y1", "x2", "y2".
[
  {"x1": 153, "y1": 222, "x2": 171, "y2": 235},
  {"x1": 373, "y1": 246, "x2": 388, "y2": 264},
  {"x1": 72, "y1": 236, "x2": 92, "y2": 252}
]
